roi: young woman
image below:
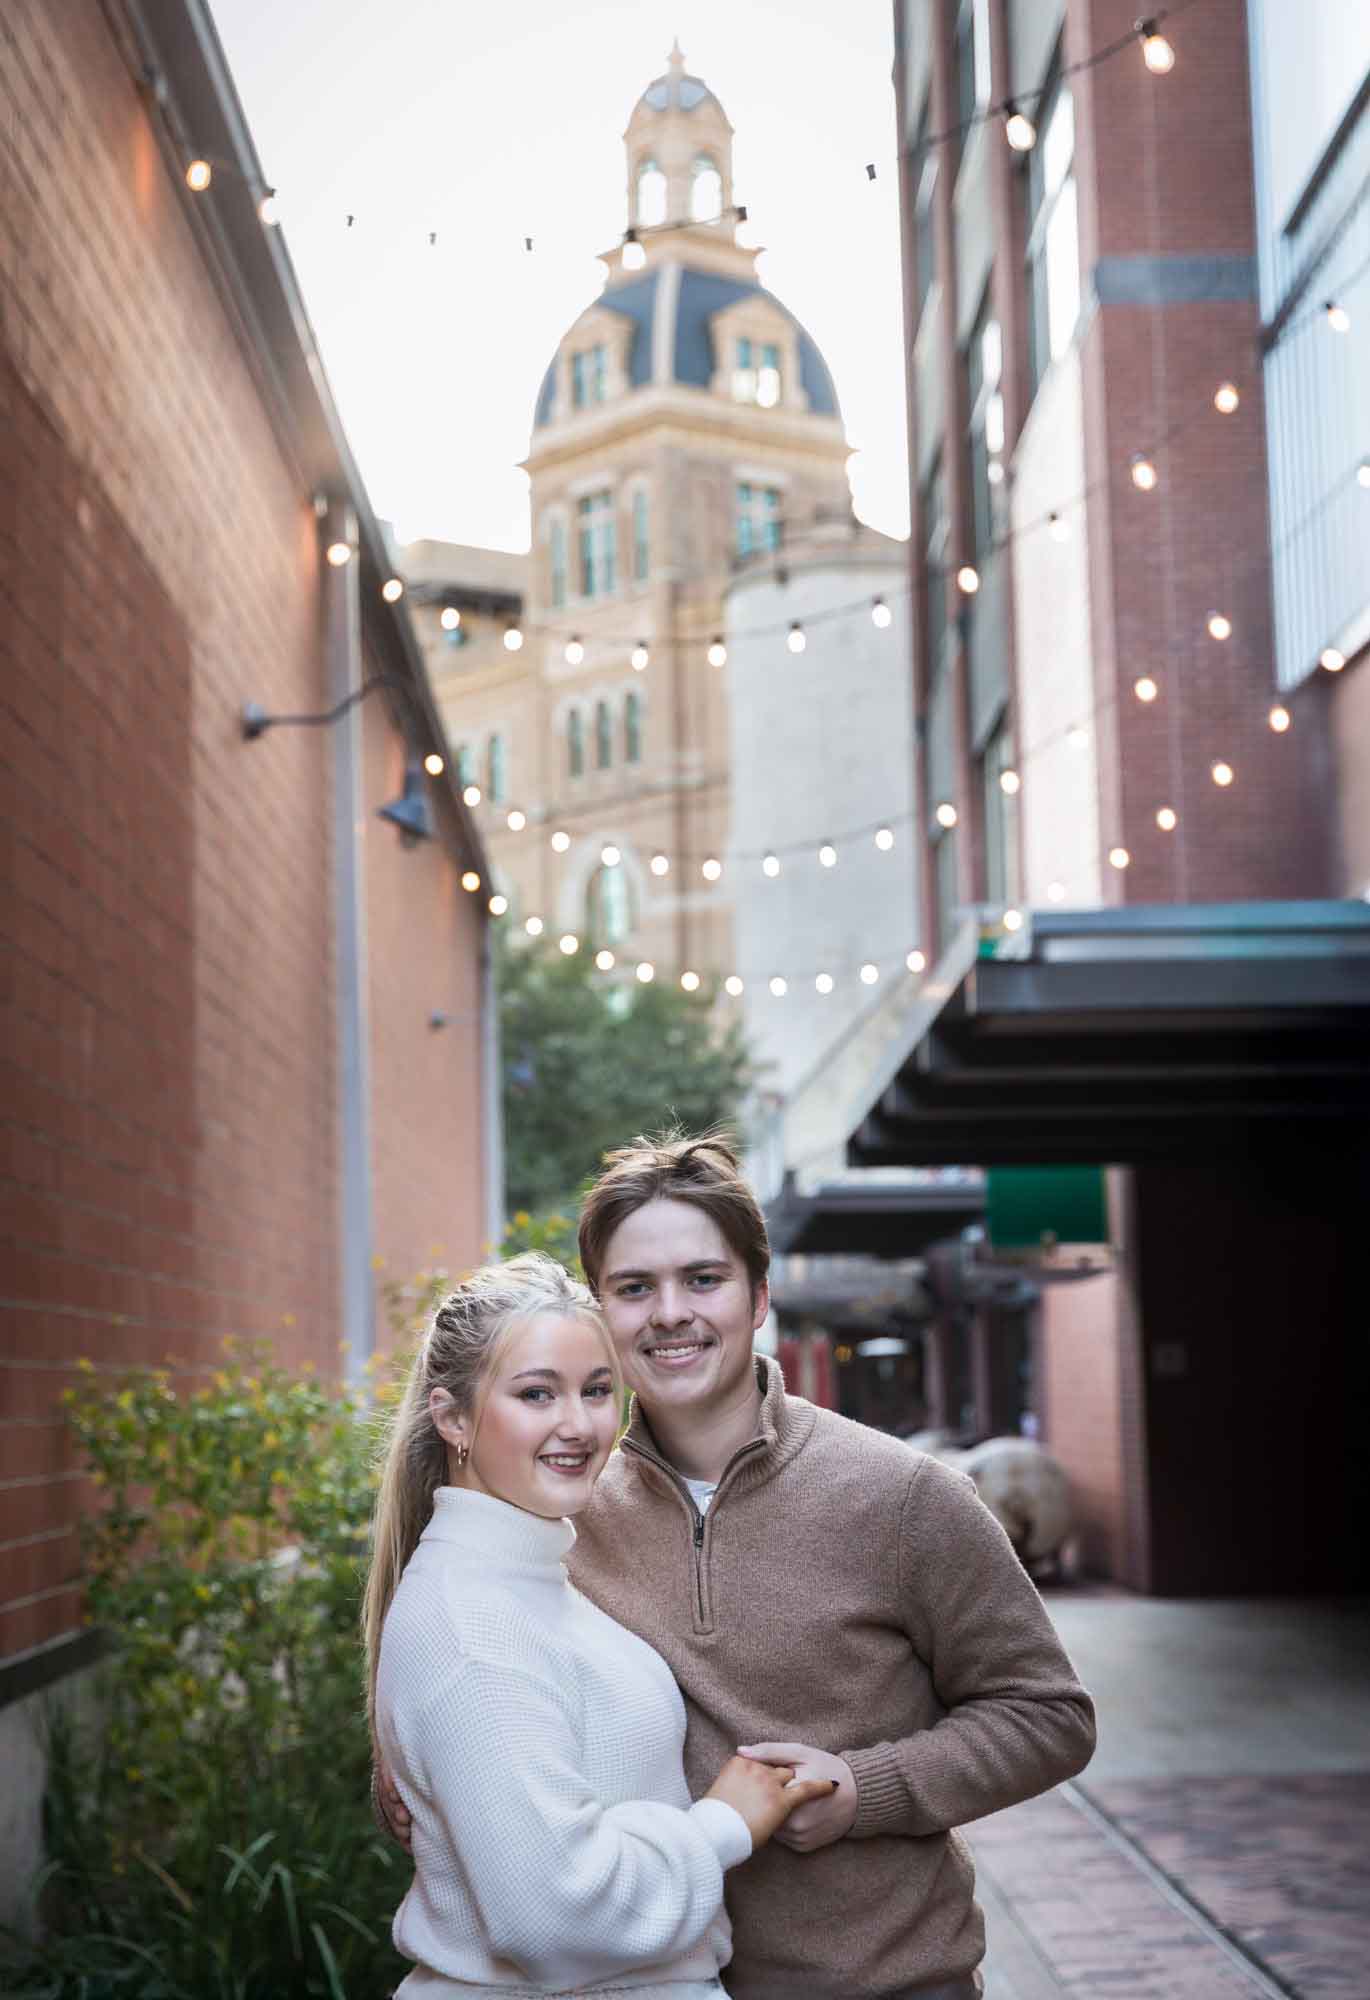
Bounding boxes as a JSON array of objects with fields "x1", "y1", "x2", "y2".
[{"x1": 363, "y1": 1252, "x2": 830, "y2": 2000}]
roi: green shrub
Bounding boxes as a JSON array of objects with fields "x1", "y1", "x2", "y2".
[{"x1": 1, "y1": 1344, "x2": 408, "y2": 1999}]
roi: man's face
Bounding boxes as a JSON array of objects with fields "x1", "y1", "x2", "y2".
[{"x1": 596, "y1": 1197, "x2": 769, "y2": 1416}]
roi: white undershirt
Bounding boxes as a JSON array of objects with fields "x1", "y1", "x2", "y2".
[{"x1": 683, "y1": 1476, "x2": 719, "y2": 1515}]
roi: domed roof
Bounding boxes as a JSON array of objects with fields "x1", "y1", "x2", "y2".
[
  {"x1": 532, "y1": 268, "x2": 841, "y2": 430},
  {"x1": 632, "y1": 41, "x2": 725, "y2": 120}
]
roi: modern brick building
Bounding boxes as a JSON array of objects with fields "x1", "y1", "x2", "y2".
[
  {"x1": 771, "y1": 0, "x2": 1369, "y2": 1598},
  {"x1": 0, "y1": 0, "x2": 497, "y2": 1885}
]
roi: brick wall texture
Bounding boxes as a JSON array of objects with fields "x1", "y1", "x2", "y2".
[{"x1": 0, "y1": 0, "x2": 487, "y2": 1666}]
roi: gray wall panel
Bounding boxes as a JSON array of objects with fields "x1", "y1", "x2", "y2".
[
  {"x1": 953, "y1": 123, "x2": 996, "y2": 341},
  {"x1": 902, "y1": 0, "x2": 933, "y2": 137},
  {"x1": 1008, "y1": 0, "x2": 1064, "y2": 101},
  {"x1": 913, "y1": 300, "x2": 946, "y2": 483}
]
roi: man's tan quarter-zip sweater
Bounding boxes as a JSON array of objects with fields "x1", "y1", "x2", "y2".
[{"x1": 568, "y1": 1358, "x2": 1096, "y2": 2000}]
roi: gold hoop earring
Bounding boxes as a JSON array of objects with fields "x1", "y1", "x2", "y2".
[{"x1": 453, "y1": 1443, "x2": 470, "y2": 1470}]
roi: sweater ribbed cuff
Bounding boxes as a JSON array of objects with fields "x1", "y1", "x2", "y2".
[
  {"x1": 841, "y1": 1741, "x2": 910, "y2": 1838},
  {"x1": 689, "y1": 1796, "x2": 754, "y2": 1868}
]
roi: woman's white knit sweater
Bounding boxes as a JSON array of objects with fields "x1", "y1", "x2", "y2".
[{"x1": 376, "y1": 1487, "x2": 752, "y2": 1997}]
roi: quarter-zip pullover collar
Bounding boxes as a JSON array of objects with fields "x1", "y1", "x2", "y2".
[{"x1": 618, "y1": 1355, "x2": 818, "y2": 1515}]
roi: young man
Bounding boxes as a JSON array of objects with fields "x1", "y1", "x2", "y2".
[{"x1": 381, "y1": 1135, "x2": 1095, "y2": 1999}]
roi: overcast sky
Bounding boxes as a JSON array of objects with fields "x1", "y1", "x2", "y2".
[{"x1": 209, "y1": 0, "x2": 910, "y2": 553}]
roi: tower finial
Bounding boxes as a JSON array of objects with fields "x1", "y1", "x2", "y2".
[{"x1": 668, "y1": 38, "x2": 686, "y2": 71}]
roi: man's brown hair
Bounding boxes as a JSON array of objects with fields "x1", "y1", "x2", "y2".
[{"x1": 578, "y1": 1129, "x2": 770, "y2": 1296}]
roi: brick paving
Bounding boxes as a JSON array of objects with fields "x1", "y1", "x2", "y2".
[
  {"x1": 969, "y1": 1791, "x2": 1261, "y2": 1999},
  {"x1": 1090, "y1": 1774, "x2": 1370, "y2": 1999}
]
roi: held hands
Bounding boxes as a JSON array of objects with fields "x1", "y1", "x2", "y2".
[
  {"x1": 735, "y1": 1742, "x2": 859, "y2": 1852},
  {"x1": 704, "y1": 1753, "x2": 837, "y2": 1851}
]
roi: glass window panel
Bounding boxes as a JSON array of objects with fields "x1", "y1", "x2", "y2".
[
  {"x1": 632, "y1": 490, "x2": 649, "y2": 581},
  {"x1": 595, "y1": 700, "x2": 612, "y2": 769},
  {"x1": 1045, "y1": 178, "x2": 1081, "y2": 363},
  {"x1": 587, "y1": 864, "x2": 633, "y2": 946},
  {"x1": 1043, "y1": 89, "x2": 1075, "y2": 202},
  {"x1": 625, "y1": 691, "x2": 642, "y2": 762},
  {"x1": 487, "y1": 734, "x2": 506, "y2": 804},
  {"x1": 568, "y1": 710, "x2": 584, "y2": 778},
  {"x1": 550, "y1": 519, "x2": 566, "y2": 608}
]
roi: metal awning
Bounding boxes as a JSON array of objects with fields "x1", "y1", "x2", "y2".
[
  {"x1": 846, "y1": 901, "x2": 1370, "y2": 1167},
  {"x1": 766, "y1": 1169, "x2": 985, "y2": 1257}
]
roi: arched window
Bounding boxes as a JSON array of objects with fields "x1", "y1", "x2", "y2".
[
  {"x1": 637, "y1": 158, "x2": 667, "y2": 227},
  {"x1": 690, "y1": 155, "x2": 722, "y2": 222},
  {"x1": 486, "y1": 733, "x2": 506, "y2": 804},
  {"x1": 595, "y1": 699, "x2": 612, "y2": 770},
  {"x1": 568, "y1": 709, "x2": 585, "y2": 778},
  {"x1": 624, "y1": 690, "x2": 642, "y2": 764},
  {"x1": 587, "y1": 863, "x2": 634, "y2": 946}
]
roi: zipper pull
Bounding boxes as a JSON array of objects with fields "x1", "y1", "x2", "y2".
[{"x1": 693, "y1": 1512, "x2": 705, "y2": 1548}]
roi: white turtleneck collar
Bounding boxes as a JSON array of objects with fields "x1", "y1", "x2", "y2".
[{"x1": 420, "y1": 1485, "x2": 576, "y2": 1569}]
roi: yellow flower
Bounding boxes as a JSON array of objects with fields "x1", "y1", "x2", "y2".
[
  {"x1": 513, "y1": 1211, "x2": 531, "y2": 1230},
  {"x1": 77, "y1": 1358, "x2": 95, "y2": 1374},
  {"x1": 263, "y1": 1431, "x2": 280, "y2": 1450},
  {"x1": 116, "y1": 1390, "x2": 135, "y2": 1411},
  {"x1": 125, "y1": 1766, "x2": 142, "y2": 1783}
]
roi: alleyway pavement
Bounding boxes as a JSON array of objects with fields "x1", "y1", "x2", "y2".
[{"x1": 969, "y1": 1594, "x2": 1370, "y2": 1999}]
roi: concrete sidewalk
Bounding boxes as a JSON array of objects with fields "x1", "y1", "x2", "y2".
[{"x1": 968, "y1": 1594, "x2": 1370, "y2": 1999}]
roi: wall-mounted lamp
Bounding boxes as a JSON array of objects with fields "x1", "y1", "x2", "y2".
[{"x1": 242, "y1": 678, "x2": 436, "y2": 845}]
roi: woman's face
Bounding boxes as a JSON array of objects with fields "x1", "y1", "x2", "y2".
[{"x1": 435, "y1": 1312, "x2": 619, "y2": 1519}]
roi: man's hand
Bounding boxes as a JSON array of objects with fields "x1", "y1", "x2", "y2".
[
  {"x1": 373, "y1": 1761, "x2": 414, "y2": 1854},
  {"x1": 736, "y1": 1741, "x2": 859, "y2": 1852}
]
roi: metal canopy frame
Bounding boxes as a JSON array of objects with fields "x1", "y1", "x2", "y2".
[
  {"x1": 766, "y1": 1171, "x2": 985, "y2": 1258},
  {"x1": 849, "y1": 902, "x2": 1370, "y2": 1168}
]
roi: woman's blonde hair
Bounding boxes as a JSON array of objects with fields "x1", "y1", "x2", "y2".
[{"x1": 362, "y1": 1251, "x2": 610, "y2": 1736}]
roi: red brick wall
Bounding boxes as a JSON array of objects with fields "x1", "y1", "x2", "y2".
[
  {"x1": 363, "y1": 687, "x2": 489, "y2": 1317},
  {"x1": 0, "y1": 0, "x2": 487, "y2": 1668}
]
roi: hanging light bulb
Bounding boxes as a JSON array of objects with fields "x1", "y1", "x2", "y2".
[
  {"x1": 1211, "y1": 761, "x2": 1235, "y2": 787},
  {"x1": 506, "y1": 809, "x2": 527, "y2": 832},
  {"x1": 382, "y1": 577, "x2": 404, "y2": 603},
  {"x1": 461, "y1": 871, "x2": 481, "y2": 893},
  {"x1": 1358, "y1": 461, "x2": 1370, "y2": 490},
  {"x1": 1207, "y1": 612, "x2": 1233, "y2": 641},
  {"x1": 600, "y1": 844, "x2": 621, "y2": 867},
  {"x1": 636, "y1": 961, "x2": 655, "y2": 983},
  {"x1": 503, "y1": 626, "x2": 524, "y2": 651},
  {"x1": 875, "y1": 827, "x2": 895, "y2": 851},
  {"x1": 1047, "y1": 881, "x2": 1066, "y2": 902},
  {"x1": 815, "y1": 973, "x2": 834, "y2": 994},
  {"x1": 650, "y1": 852, "x2": 670, "y2": 877},
  {"x1": 859, "y1": 962, "x2": 880, "y2": 985},
  {"x1": 564, "y1": 636, "x2": 585, "y2": 666},
  {"x1": 463, "y1": 783, "x2": 482, "y2": 807},
  {"x1": 787, "y1": 622, "x2": 807, "y2": 655},
  {"x1": 762, "y1": 853, "x2": 781, "y2": 878},
  {"x1": 424, "y1": 752, "x2": 445, "y2": 776},
  {"x1": 1004, "y1": 101, "x2": 1037, "y2": 151},
  {"x1": 1048, "y1": 512, "x2": 1070, "y2": 542},
  {"x1": 1156, "y1": 806, "x2": 1177, "y2": 831},
  {"x1": 325, "y1": 541, "x2": 352, "y2": 567},
  {"x1": 1108, "y1": 846, "x2": 1131, "y2": 870},
  {"x1": 1326, "y1": 300, "x2": 1351, "y2": 334},
  {"x1": 1068, "y1": 724, "x2": 1090, "y2": 749},
  {"x1": 956, "y1": 564, "x2": 980, "y2": 596},
  {"x1": 999, "y1": 769, "x2": 1021, "y2": 795},
  {"x1": 488, "y1": 894, "x2": 509, "y2": 916},
  {"x1": 550, "y1": 829, "x2": 570, "y2": 852},
  {"x1": 1138, "y1": 20, "x2": 1176, "y2": 72},
  {"x1": 621, "y1": 228, "x2": 647, "y2": 271},
  {"x1": 818, "y1": 842, "x2": 838, "y2": 868},
  {"x1": 1134, "y1": 676, "x2": 1159, "y2": 702},
  {"x1": 935, "y1": 802, "x2": 958, "y2": 829},
  {"x1": 1268, "y1": 705, "x2": 1291, "y2": 733},
  {"x1": 595, "y1": 949, "x2": 615, "y2": 970},
  {"x1": 724, "y1": 974, "x2": 744, "y2": 997},
  {"x1": 707, "y1": 637, "x2": 728, "y2": 667},
  {"x1": 559, "y1": 933, "x2": 579, "y2": 956},
  {"x1": 1214, "y1": 382, "x2": 1240, "y2": 414},
  {"x1": 441, "y1": 606, "x2": 461, "y2": 631},
  {"x1": 906, "y1": 949, "x2": 926, "y2": 973},
  {"x1": 871, "y1": 597, "x2": 893, "y2": 629},
  {"x1": 769, "y1": 976, "x2": 788, "y2": 997},
  {"x1": 1003, "y1": 909, "x2": 1024, "y2": 932},
  {"x1": 257, "y1": 188, "x2": 281, "y2": 226},
  {"x1": 1130, "y1": 453, "x2": 1159, "y2": 492},
  {"x1": 1321, "y1": 647, "x2": 1346, "y2": 672},
  {"x1": 701, "y1": 856, "x2": 723, "y2": 882},
  {"x1": 680, "y1": 970, "x2": 701, "y2": 992},
  {"x1": 185, "y1": 159, "x2": 213, "y2": 192},
  {"x1": 631, "y1": 641, "x2": 649, "y2": 671},
  {"x1": 525, "y1": 915, "x2": 544, "y2": 936}
]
